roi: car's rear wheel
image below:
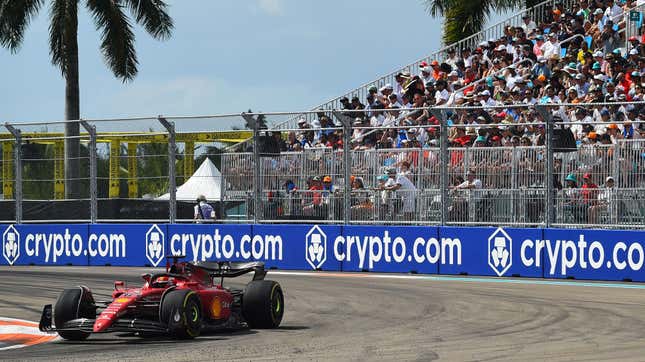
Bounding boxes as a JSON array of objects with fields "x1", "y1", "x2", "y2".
[
  {"x1": 242, "y1": 280, "x2": 284, "y2": 329},
  {"x1": 160, "y1": 289, "x2": 202, "y2": 339},
  {"x1": 54, "y1": 287, "x2": 96, "y2": 341}
]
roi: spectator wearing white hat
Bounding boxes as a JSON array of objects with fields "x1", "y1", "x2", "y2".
[
  {"x1": 574, "y1": 73, "x2": 589, "y2": 97},
  {"x1": 351, "y1": 118, "x2": 365, "y2": 144},
  {"x1": 296, "y1": 118, "x2": 309, "y2": 140},
  {"x1": 382, "y1": 167, "x2": 417, "y2": 221},
  {"x1": 419, "y1": 66, "x2": 433, "y2": 86},
  {"x1": 541, "y1": 33, "x2": 559, "y2": 59},
  {"x1": 446, "y1": 70, "x2": 460, "y2": 91},
  {"x1": 478, "y1": 89, "x2": 497, "y2": 107}
]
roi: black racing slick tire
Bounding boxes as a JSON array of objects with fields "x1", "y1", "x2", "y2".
[
  {"x1": 242, "y1": 280, "x2": 284, "y2": 329},
  {"x1": 54, "y1": 287, "x2": 96, "y2": 341},
  {"x1": 160, "y1": 289, "x2": 202, "y2": 339}
]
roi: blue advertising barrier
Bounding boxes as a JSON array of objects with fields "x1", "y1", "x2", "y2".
[
  {"x1": 439, "y1": 227, "x2": 544, "y2": 278},
  {"x1": 0, "y1": 224, "x2": 90, "y2": 266},
  {"x1": 1, "y1": 223, "x2": 644, "y2": 284},
  {"x1": 87, "y1": 224, "x2": 168, "y2": 267},
  {"x1": 252, "y1": 224, "x2": 343, "y2": 271},
  {"x1": 542, "y1": 228, "x2": 645, "y2": 282},
  {"x1": 341, "y1": 225, "x2": 440, "y2": 274},
  {"x1": 167, "y1": 224, "x2": 343, "y2": 271}
]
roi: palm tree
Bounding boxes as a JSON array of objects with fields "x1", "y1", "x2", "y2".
[
  {"x1": 423, "y1": 0, "x2": 527, "y2": 46},
  {"x1": 0, "y1": 0, "x2": 173, "y2": 198}
]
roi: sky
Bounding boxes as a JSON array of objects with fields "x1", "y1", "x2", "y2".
[{"x1": 0, "y1": 0, "x2": 510, "y2": 130}]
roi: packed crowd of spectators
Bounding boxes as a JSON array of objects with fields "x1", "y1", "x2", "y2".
[
  {"x1": 230, "y1": 0, "x2": 645, "y2": 224},
  {"x1": 276, "y1": 0, "x2": 644, "y2": 154}
]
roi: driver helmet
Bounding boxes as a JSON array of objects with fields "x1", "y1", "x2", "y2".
[{"x1": 155, "y1": 276, "x2": 173, "y2": 284}]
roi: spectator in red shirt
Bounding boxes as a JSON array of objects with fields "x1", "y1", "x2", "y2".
[
  {"x1": 581, "y1": 173, "x2": 599, "y2": 206},
  {"x1": 302, "y1": 176, "x2": 324, "y2": 217}
]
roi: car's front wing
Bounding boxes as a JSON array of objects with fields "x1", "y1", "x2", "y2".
[{"x1": 39, "y1": 304, "x2": 168, "y2": 334}]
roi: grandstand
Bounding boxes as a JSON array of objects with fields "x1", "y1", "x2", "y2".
[{"x1": 220, "y1": 0, "x2": 645, "y2": 228}]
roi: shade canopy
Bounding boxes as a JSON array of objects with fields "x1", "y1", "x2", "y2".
[{"x1": 157, "y1": 158, "x2": 221, "y2": 201}]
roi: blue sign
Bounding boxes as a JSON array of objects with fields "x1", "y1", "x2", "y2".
[
  {"x1": 542, "y1": 228, "x2": 645, "y2": 281},
  {"x1": 167, "y1": 224, "x2": 253, "y2": 264},
  {"x1": 1, "y1": 223, "x2": 644, "y2": 284},
  {"x1": 341, "y1": 226, "x2": 440, "y2": 274},
  {"x1": 0, "y1": 224, "x2": 90, "y2": 266},
  {"x1": 438, "y1": 227, "x2": 544, "y2": 278},
  {"x1": 87, "y1": 224, "x2": 167, "y2": 267},
  {"x1": 253, "y1": 224, "x2": 343, "y2": 271}
]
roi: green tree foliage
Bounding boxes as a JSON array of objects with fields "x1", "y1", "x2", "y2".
[
  {"x1": 423, "y1": 0, "x2": 525, "y2": 45},
  {"x1": 0, "y1": 0, "x2": 173, "y2": 198}
]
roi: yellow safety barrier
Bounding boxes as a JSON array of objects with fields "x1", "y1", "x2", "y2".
[{"x1": 0, "y1": 130, "x2": 249, "y2": 200}]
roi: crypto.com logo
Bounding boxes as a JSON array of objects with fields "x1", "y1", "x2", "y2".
[
  {"x1": 305, "y1": 225, "x2": 326, "y2": 270},
  {"x1": 145, "y1": 224, "x2": 165, "y2": 267},
  {"x1": 488, "y1": 227, "x2": 512, "y2": 277},
  {"x1": 3, "y1": 225, "x2": 20, "y2": 265}
]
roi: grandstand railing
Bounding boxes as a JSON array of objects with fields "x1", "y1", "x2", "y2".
[
  {"x1": 0, "y1": 105, "x2": 643, "y2": 229},
  {"x1": 214, "y1": 104, "x2": 644, "y2": 229}
]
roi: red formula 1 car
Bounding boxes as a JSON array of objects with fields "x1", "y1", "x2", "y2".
[{"x1": 39, "y1": 257, "x2": 284, "y2": 340}]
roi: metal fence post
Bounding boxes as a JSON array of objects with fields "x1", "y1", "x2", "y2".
[
  {"x1": 242, "y1": 113, "x2": 261, "y2": 223},
  {"x1": 80, "y1": 121, "x2": 97, "y2": 223},
  {"x1": 219, "y1": 154, "x2": 226, "y2": 223},
  {"x1": 158, "y1": 117, "x2": 176, "y2": 224},
  {"x1": 430, "y1": 109, "x2": 449, "y2": 225},
  {"x1": 332, "y1": 111, "x2": 352, "y2": 225},
  {"x1": 536, "y1": 105, "x2": 554, "y2": 227},
  {"x1": 4, "y1": 124, "x2": 22, "y2": 224}
]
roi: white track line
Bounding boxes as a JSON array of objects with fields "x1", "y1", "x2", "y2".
[
  {"x1": 269, "y1": 270, "x2": 645, "y2": 290},
  {"x1": 0, "y1": 317, "x2": 59, "y2": 351}
]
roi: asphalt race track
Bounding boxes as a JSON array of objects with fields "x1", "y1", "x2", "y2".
[{"x1": 1, "y1": 267, "x2": 645, "y2": 361}]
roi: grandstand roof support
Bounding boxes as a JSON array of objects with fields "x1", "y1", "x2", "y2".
[
  {"x1": 158, "y1": 117, "x2": 177, "y2": 223},
  {"x1": 242, "y1": 113, "x2": 261, "y2": 223},
  {"x1": 80, "y1": 121, "x2": 97, "y2": 223},
  {"x1": 430, "y1": 109, "x2": 449, "y2": 226},
  {"x1": 535, "y1": 105, "x2": 554, "y2": 227},
  {"x1": 332, "y1": 111, "x2": 353, "y2": 225},
  {"x1": 4, "y1": 124, "x2": 22, "y2": 224}
]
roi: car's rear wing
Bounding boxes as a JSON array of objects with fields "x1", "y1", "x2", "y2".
[{"x1": 190, "y1": 261, "x2": 267, "y2": 281}]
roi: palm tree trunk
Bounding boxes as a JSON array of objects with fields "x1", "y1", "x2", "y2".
[{"x1": 64, "y1": 7, "x2": 80, "y2": 200}]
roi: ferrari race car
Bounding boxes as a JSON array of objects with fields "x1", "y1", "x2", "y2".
[{"x1": 39, "y1": 257, "x2": 284, "y2": 340}]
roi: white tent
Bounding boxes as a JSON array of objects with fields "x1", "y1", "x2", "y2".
[{"x1": 157, "y1": 158, "x2": 221, "y2": 201}]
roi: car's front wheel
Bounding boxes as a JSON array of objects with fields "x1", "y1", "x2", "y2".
[
  {"x1": 160, "y1": 289, "x2": 202, "y2": 339},
  {"x1": 54, "y1": 287, "x2": 96, "y2": 341}
]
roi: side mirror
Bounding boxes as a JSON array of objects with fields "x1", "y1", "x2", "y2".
[
  {"x1": 141, "y1": 274, "x2": 151, "y2": 283},
  {"x1": 114, "y1": 281, "x2": 125, "y2": 290}
]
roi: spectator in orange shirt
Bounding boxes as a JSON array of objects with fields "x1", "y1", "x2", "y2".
[{"x1": 431, "y1": 60, "x2": 442, "y2": 80}]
